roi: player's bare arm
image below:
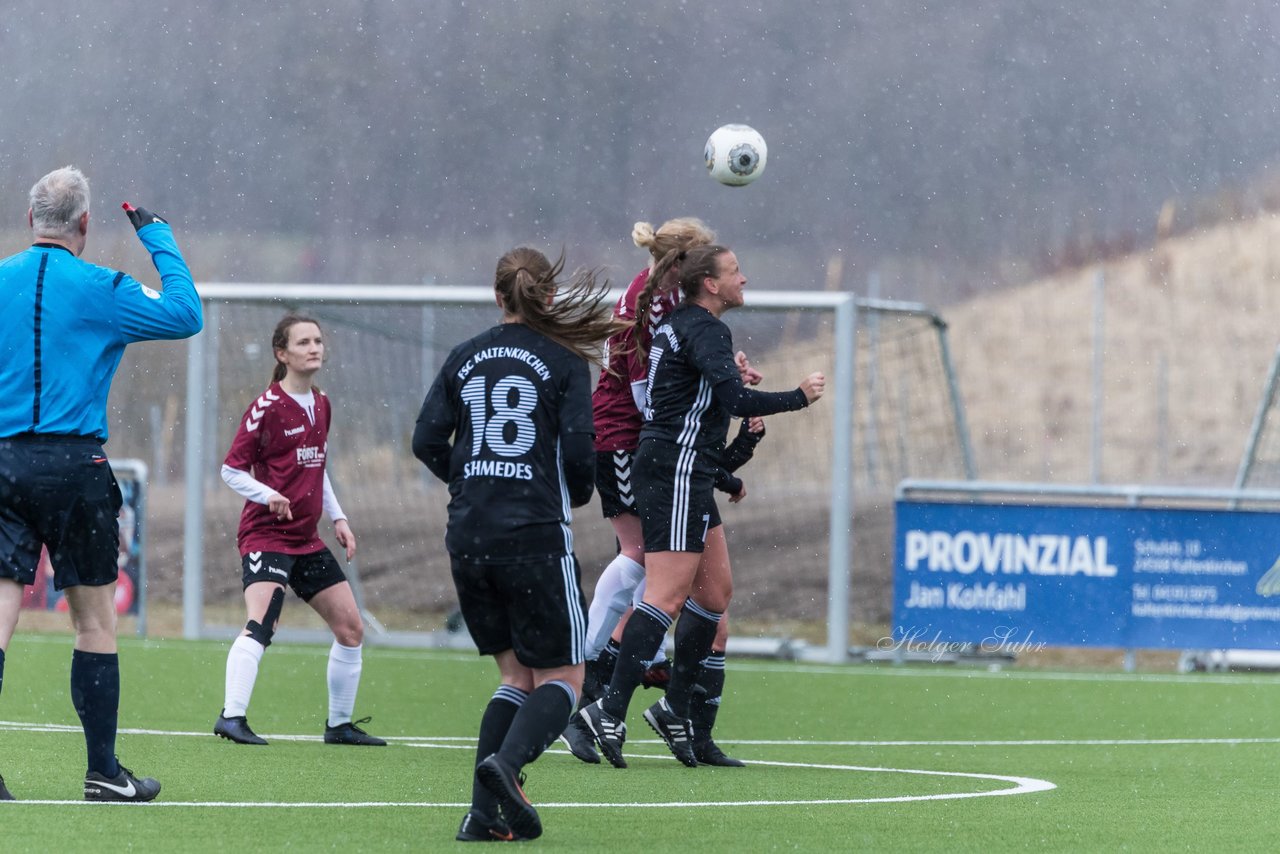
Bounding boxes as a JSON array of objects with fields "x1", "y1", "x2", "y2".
[{"x1": 334, "y1": 518, "x2": 356, "y2": 560}]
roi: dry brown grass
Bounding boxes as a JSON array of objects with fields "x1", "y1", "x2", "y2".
[{"x1": 948, "y1": 214, "x2": 1280, "y2": 484}]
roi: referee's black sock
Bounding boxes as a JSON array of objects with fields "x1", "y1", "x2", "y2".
[
  {"x1": 601, "y1": 602, "x2": 671, "y2": 720},
  {"x1": 70, "y1": 650, "x2": 120, "y2": 777},
  {"x1": 471, "y1": 685, "x2": 526, "y2": 818},
  {"x1": 499, "y1": 681, "x2": 575, "y2": 768},
  {"x1": 0, "y1": 646, "x2": 6, "y2": 696},
  {"x1": 665, "y1": 600, "x2": 723, "y2": 718}
]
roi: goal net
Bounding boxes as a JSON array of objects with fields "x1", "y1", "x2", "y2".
[{"x1": 111, "y1": 284, "x2": 973, "y2": 660}]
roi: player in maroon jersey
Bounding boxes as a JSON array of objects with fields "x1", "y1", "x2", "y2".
[{"x1": 213, "y1": 314, "x2": 384, "y2": 747}]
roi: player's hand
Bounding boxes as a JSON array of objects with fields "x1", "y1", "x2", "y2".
[
  {"x1": 746, "y1": 416, "x2": 766, "y2": 435},
  {"x1": 334, "y1": 519, "x2": 357, "y2": 561},
  {"x1": 735, "y1": 351, "x2": 763, "y2": 385},
  {"x1": 800, "y1": 371, "x2": 825, "y2": 404},
  {"x1": 729, "y1": 481, "x2": 748, "y2": 503},
  {"x1": 267, "y1": 492, "x2": 292, "y2": 521},
  {"x1": 121, "y1": 202, "x2": 168, "y2": 232}
]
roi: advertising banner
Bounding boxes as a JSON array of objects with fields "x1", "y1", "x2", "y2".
[{"x1": 894, "y1": 500, "x2": 1280, "y2": 650}]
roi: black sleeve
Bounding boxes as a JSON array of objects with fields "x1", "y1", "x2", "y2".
[
  {"x1": 412, "y1": 371, "x2": 455, "y2": 483},
  {"x1": 711, "y1": 378, "x2": 808, "y2": 418},
  {"x1": 689, "y1": 315, "x2": 809, "y2": 418},
  {"x1": 559, "y1": 357, "x2": 596, "y2": 507},
  {"x1": 721, "y1": 418, "x2": 766, "y2": 473},
  {"x1": 561, "y1": 432, "x2": 596, "y2": 507},
  {"x1": 713, "y1": 466, "x2": 744, "y2": 495}
]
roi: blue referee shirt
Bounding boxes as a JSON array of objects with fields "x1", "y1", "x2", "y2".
[{"x1": 0, "y1": 222, "x2": 203, "y2": 441}]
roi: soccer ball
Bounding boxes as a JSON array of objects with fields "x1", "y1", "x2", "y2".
[{"x1": 704, "y1": 124, "x2": 767, "y2": 186}]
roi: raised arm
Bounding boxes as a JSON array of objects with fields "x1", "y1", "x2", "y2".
[
  {"x1": 695, "y1": 319, "x2": 822, "y2": 417},
  {"x1": 115, "y1": 204, "x2": 203, "y2": 341}
]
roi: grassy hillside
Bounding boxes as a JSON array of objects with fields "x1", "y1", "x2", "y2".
[{"x1": 947, "y1": 214, "x2": 1280, "y2": 485}]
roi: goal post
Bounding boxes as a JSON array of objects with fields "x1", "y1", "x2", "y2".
[{"x1": 179, "y1": 284, "x2": 974, "y2": 661}]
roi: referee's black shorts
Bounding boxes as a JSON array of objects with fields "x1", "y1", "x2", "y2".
[
  {"x1": 633, "y1": 437, "x2": 721, "y2": 554},
  {"x1": 451, "y1": 553, "x2": 588, "y2": 669},
  {"x1": 0, "y1": 435, "x2": 123, "y2": 589}
]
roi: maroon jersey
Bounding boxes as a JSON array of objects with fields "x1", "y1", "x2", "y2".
[
  {"x1": 224, "y1": 382, "x2": 331, "y2": 555},
  {"x1": 592, "y1": 268, "x2": 680, "y2": 452}
]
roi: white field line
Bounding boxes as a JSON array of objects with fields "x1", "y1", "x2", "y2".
[
  {"x1": 3, "y1": 721, "x2": 1276, "y2": 749},
  {"x1": 0, "y1": 719, "x2": 1055, "y2": 808}
]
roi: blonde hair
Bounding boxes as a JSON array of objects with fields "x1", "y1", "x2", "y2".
[
  {"x1": 632, "y1": 217, "x2": 717, "y2": 361},
  {"x1": 632, "y1": 217, "x2": 716, "y2": 270}
]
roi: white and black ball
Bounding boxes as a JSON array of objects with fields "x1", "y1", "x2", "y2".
[{"x1": 704, "y1": 124, "x2": 767, "y2": 186}]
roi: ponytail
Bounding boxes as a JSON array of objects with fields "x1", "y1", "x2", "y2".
[
  {"x1": 494, "y1": 247, "x2": 625, "y2": 365},
  {"x1": 632, "y1": 248, "x2": 685, "y2": 363}
]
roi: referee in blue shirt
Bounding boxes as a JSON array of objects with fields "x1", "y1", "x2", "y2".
[{"x1": 0, "y1": 167, "x2": 203, "y2": 802}]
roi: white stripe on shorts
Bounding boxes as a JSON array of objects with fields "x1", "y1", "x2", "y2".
[
  {"x1": 668, "y1": 378, "x2": 712, "y2": 551},
  {"x1": 561, "y1": 553, "x2": 585, "y2": 663}
]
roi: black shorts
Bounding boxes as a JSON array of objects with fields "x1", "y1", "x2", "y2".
[
  {"x1": 0, "y1": 435, "x2": 122, "y2": 589},
  {"x1": 633, "y1": 438, "x2": 720, "y2": 554},
  {"x1": 241, "y1": 548, "x2": 347, "y2": 602},
  {"x1": 596, "y1": 449, "x2": 639, "y2": 518},
  {"x1": 451, "y1": 553, "x2": 587, "y2": 669}
]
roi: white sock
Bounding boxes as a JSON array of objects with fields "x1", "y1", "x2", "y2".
[
  {"x1": 585, "y1": 554, "x2": 645, "y2": 659},
  {"x1": 224, "y1": 635, "x2": 265, "y2": 718},
  {"x1": 327, "y1": 640, "x2": 363, "y2": 726}
]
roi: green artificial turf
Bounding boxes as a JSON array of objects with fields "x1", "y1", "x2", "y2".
[{"x1": 1, "y1": 632, "x2": 1277, "y2": 851}]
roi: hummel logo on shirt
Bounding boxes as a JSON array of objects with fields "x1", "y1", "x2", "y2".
[{"x1": 245, "y1": 389, "x2": 281, "y2": 432}]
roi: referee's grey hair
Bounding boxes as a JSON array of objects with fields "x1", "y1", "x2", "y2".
[{"x1": 29, "y1": 166, "x2": 90, "y2": 240}]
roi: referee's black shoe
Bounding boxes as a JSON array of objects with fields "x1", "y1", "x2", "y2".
[
  {"x1": 456, "y1": 809, "x2": 519, "y2": 842},
  {"x1": 580, "y1": 700, "x2": 628, "y2": 769},
  {"x1": 476, "y1": 754, "x2": 542, "y2": 840},
  {"x1": 214, "y1": 711, "x2": 268, "y2": 745},
  {"x1": 324, "y1": 716, "x2": 387, "y2": 746},
  {"x1": 643, "y1": 697, "x2": 698, "y2": 768},
  {"x1": 560, "y1": 714, "x2": 601, "y2": 764},
  {"x1": 84, "y1": 760, "x2": 161, "y2": 802},
  {"x1": 0, "y1": 773, "x2": 13, "y2": 800}
]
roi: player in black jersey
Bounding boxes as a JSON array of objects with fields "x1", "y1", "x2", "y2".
[
  {"x1": 581, "y1": 244, "x2": 824, "y2": 769},
  {"x1": 414, "y1": 246, "x2": 622, "y2": 842}
]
